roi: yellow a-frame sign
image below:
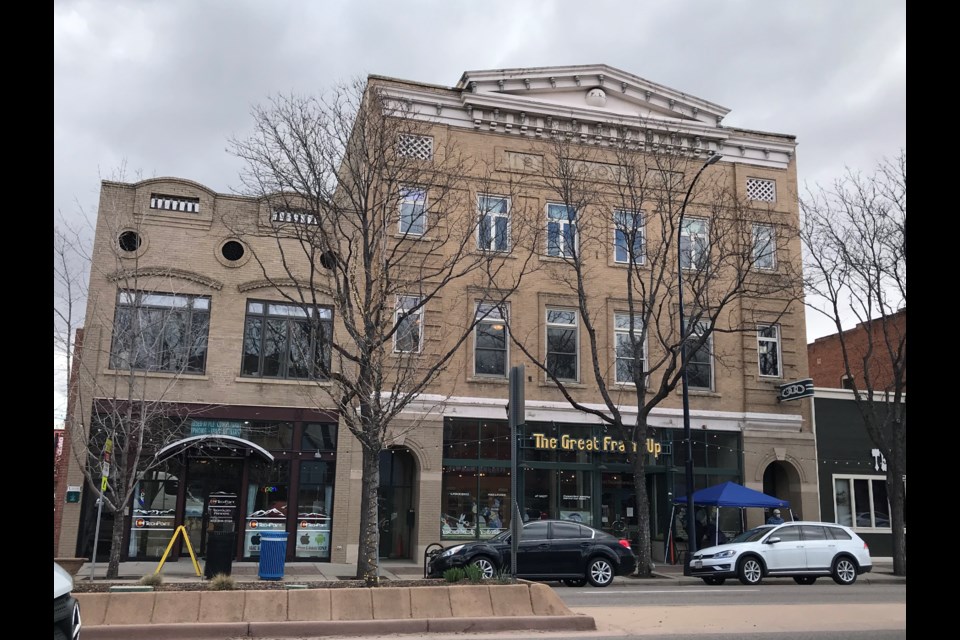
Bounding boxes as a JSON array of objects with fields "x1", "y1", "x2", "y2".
[{"x1": 154, "y1": 525, "x2": 201, "y2": 576}]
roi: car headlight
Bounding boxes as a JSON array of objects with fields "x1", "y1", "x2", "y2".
[
  {"x1": 440, "y1": 545, "x2": 464, "y2": 558},
  {"x1": 712, "y1": 550, "x2": 736, "y2": 559}
]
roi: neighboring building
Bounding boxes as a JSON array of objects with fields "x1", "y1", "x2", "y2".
[
  {"x1": 808, "y1": 310, "x2": 906, "y2": 391},
  {"x1": 58, "y1": 65, "x2": 816, "y2": 565}
]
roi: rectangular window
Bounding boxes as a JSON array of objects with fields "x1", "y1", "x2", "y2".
[
  {"x1": 746, "y1": 178, "x2": 776, "y2": 202},
  {"x1": 757, "y1": 324, "x2": 781, "y2": 377},
  {"x1": 109, "y1": 290, "x2": 210, "y2": 373},
  {"x1": 546, "y1": 309, "x2": 578, "y2": 381},
  {"x1": 474, "y1": 303, "x2": 507, "y2": 377},
  {"x1": 683, "y1": 317, "x2": 713, "y2": 390},
  {"x1": 833, "y1": 475, "x2": 890, "y2": 530},
  {"x1": 680, "y1": 218, "x2": 709, "y2": 269},
  {"x1": 478, "y1": 195, "x2": 510, "y2": 252},
  {"x1": 753, "y1": 224, "x2": 776, "y2": 270},
  {"x1": 399, "y1": 187, "x2": 426, "y2": 236},
  {"x1": 614, "y1": 313, "x2": 646, "y2": 384},
  {"x1": 613, "y1": 209, "x2": 645, "y2": 264},
  {"x1": 546, "y1": 203, "x2": 577, "y2": 258},
  {"x1": 296, "y1": 460, "x2": 336, "y2": 560},
  {"x1": 150, "y1": 193, "x2": 200, "y2": 213},
  {"x1": 394, "y1": 296, "x2": 423, "y2": 353},
  {"x1": 240, "y1": 300, "x2": 332, "y2": 380},
  {"x1": 272, "y1": 209, "x2": 318, "y2": 225}
]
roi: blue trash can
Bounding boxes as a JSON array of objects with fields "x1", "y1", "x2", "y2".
[{"x1": 258, "y1": 531, "x2": 289, "y2": 580}]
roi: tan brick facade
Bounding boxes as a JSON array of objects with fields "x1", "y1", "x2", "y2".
[{"x1": 59, "y1": 66, "x2": 818, "y2": 565}]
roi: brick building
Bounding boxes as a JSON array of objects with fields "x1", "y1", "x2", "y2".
[
  {"x1": 58, "y1": 65, "x2": 817, "y2": 566},
  {"x1": 808, "y1": 310, "x2": 906, "y2": 392}
]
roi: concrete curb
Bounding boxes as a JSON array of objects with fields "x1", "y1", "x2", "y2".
[{"x1": 80, "y1": 616, "x2": 597, "y2": 640}]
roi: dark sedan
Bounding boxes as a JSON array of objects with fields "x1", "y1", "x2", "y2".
[{"x1": 427, "y1": 519, "x2": 637, "y2": 587}]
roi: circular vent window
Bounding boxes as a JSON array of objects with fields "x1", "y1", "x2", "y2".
[
  {"x1": 118, "y1": 231, "x2": 142, "y2": 253},
  {"x1": 221, "y1": 240, "x2": 245, "y2": 261}
]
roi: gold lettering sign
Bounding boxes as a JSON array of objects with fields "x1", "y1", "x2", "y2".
[{"x1": 531, "y1": 433, "x2": 661, "y2": 458}]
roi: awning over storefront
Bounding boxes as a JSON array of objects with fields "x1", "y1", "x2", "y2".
[{"x1": 153, "y1": 435, "x2": 275, "y2": 463}]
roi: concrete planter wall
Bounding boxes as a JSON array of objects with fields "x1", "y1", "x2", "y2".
[
  {"x1": 75, "y1": 582, "x2": 595, "y2": 638},
  {"x1": 55, "y1": 557, "x2": 88, "y2": 577}
]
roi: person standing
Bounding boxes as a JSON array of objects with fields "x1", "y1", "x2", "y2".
[{"x1": 766, "y1": 508, "x2": 784, "y2": 525}]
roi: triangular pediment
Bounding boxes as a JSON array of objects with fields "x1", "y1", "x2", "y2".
[{"x1": 456, "y1": 64, "x2": 730, "y2": 127}]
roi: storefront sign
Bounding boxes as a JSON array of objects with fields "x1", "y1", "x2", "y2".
[
  {"x1": 133, "y1": 514, "x2": 175, "y2": 530},
  {"x1": 295, "y1": 517, "x2": 331, "y2": 557},
  {"x1": 245, "y1": 518, "x2": 285, "y2": 556},
  {"x1": 190, "y1": 419, "x2": 244, "y2": 437},
  {"x1": 66, "y1": 485, "x2": 81, "y2": 503},
  {"x1": 777, "y1": 378, "x2": 814, "y2": 402},
  {"x1": 531, "y1": 433, "x2": 662, "y2": 457},
  {"x1": 207, "y1": 493, "x2": 238, "y2": 526}
]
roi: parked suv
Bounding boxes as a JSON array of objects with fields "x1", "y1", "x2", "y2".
[
  {"x1": 54, "y1": 562, "x2": 82, "y2": 640},
  {"x1": 690, "y1": 521, "x2": 872, "y2": 586}
]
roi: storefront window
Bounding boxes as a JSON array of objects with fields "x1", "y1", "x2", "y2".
[
  {"x1": 441, "y1": 467, "x2": 479, "y2": 539},
  {"x1": 128, "y1": 469, "x2": 179, "y2": 559},
  {"x1": 443, "y1": 420, "x2": 481, "y2": 460},
  {"x1": 244, "y1": 421, "x2": 293, "y2": 450},
  {"x1": 244, "y1": 461, "x2": 290, "y2": 558},
  {"x1": 296, "y1": 461, "x2": 334, "y2": 559},
  {"x1": 301, "y1": 423, "x2": 337, "y2": 451},
  {"x1": 558, "y1": 469, "x2": 593, "y2": 526},
  {"x1": 522, "y1": 468, "x2": 552, "y2": 522}
]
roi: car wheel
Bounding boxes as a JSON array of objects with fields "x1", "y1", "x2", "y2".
[
  {"x1": 562, "y1": 578, "x2": 587, "y2": 587},
  {"x1": 587, "y1": 557, "x2": 615, "y2": 587},
  {"x1": 831, "y1": 557, "x2": 858, "y2": 585},
  {"x1": 471, "y1": 556, "x2": 496, "y2": 579},
  {"x1": 793, "y1": 576, "x2": 817, "y2": 585},
  {"x1": 702, "y1": 576, "x2": 726, "y2": 585},
  {"x1": 736, "y1": 556, "x2": 763, "y2": 585}
]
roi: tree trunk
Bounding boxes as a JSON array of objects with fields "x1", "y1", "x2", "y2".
[
  {"x1": 106, "y1": 504, "x2": 125, "y2": 579},
  {"x1": 888, "y1": 445, "x2": 907, "y2": 576},
  {"x1": 356, "y1": 444, "x2": 381, "y2": 584},
  {"x1": 631, "y1": 445, "x2": 653, "y2": 577}
]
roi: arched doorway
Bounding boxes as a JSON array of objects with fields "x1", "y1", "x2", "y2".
[
  {"x1": 379, "y1": 448, "x2": 415, "y2": 559},
  {"x1": 763, "y1": 461, "x2": 795, "y2": 519}
]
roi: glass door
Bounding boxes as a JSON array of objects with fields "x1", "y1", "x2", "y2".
[
  {"x1": 181, "y1": 458, "x2": 243, "y2": 557},
  {"x1": 600, "y1": 473, "x2": 637, "y2": 541}
]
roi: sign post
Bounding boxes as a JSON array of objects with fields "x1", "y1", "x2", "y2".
[
  {"x1": 88, "y1": 438, "x2": 112, "y2": 581},
  {"x1": 508, "y1": 365, "x2": 524, "y2": 578}
]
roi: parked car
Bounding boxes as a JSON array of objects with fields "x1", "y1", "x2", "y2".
[
  {"x1": 690, "y1": 521, "x2": 872, "y2": 586},
  {"x1": 427, "y1": 519, "x2": 637, "y2": 587},
  {"x1": 54, "y1": 562, "x2": 82, "y2": 640}
]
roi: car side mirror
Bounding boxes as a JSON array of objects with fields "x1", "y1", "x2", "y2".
[{"x1": 765, "y1": 537, "x2": 781, "y2": 544}]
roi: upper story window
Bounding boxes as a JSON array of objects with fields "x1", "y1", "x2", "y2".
[
  {"x1": 757, "y1": 324, "x2": 781, "y2": 377},
  {"x1": 241, "y1": 300, "x2": 332, "y2": 380},
  {"x1": 546, "y1": 309, "x2": 578, "y2": 381},
  {"x1": 546, "y1": 204, "x2": 577, "y2": 258},
  {"x1": 474, "y1": 303, "x2": 507, "y2": 377},
  {"x1": 110, "y1": 290, "x2": 210, "y2": 374},
  {"x1": 752, "y1": 224, "x2": 776, "y2": 270},
  {"x1": 477, "y1": 195, "x2": 510, "y2": 252},
  {"x1": 150, "y1": 194, "x2": 200, "y2": 213},
  {"x1": 397, "y1": 133, "x2": 433, "y2": 161},
  {"x1": 746, "y1": 178, "x2": 776, "y2": 202},
  {"x1": 614, "y1": 313, "x2": 646, "y2": 384},
  {"x1": 272, "y1": 209, "x2": 319, "y2": 225},
  {"x1": 394, "y1": 296, "x2": 423, "y2": 353},
  {"x1": 680, "y1": 218, "x2": 709, "y2": 269},
  {"x1": 683, "y1": 317, "x2": 713, "y2": 390},
  {"x1": 399, "y1": 187, "x2": 426, "y2": 236},
  {"x1": 613, "y1": 209, "x2": 645, "y2": 264}
]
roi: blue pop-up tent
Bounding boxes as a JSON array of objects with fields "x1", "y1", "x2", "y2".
[{"x1": 667, "y1": 482, "x2": 792, "y2": 561}]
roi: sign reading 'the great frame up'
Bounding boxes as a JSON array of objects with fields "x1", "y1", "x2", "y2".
[{"x1": 777, "y1": 378, "x2": 814, "y2": 402}]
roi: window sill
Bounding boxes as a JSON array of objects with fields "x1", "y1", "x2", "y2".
[
  {"x1": 393, "y1": 233, "x2": 436, "y2": 242},
  {"x1": 467, "y1": 376, "x2": 509, "y2": 385},
  {"x1": 103, "y1": 369, "x2": 207, "y2": 380},
  {"x1": 235, "y1": 376, "x2": 332, "y2": 386},
  {"x1": 538, "y1": 380, "x2": 588, "y2": 389},
  {"x1": 675, "y1": 388, "x2": 721, "y2": 398}
]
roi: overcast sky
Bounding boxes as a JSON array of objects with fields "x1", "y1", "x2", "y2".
[{"x1": 53, "y1": 0, "x2": 906, "y2": 424}]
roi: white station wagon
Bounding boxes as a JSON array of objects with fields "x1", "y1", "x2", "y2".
[{"x1": 690, "y1": 521, "x2": 873, "y2": 586}]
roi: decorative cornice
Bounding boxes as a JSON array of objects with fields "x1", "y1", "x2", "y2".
[
  {"x1": 107, "y1": 268, "x2": 223, "y2": 290},
  {"x1": 237, "y1": 278, "x2": 331, "y2": 294}
]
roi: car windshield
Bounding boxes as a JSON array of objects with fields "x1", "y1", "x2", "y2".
[{"x1": 729, "y1": 525, "x2": 775, "y2": 543}]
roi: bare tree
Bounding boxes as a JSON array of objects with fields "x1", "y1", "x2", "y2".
[
  {"x1": 56, "y1": 205, "x2": 216, "y2": 579},
  {"x1": 504, "y1": 132, "x2": 803, "y2": 576},
  {"x1": 800, "y1": 149, "x2": 906, "y2": 576},
  {"x1": 227, "y1": 78, "x2": 538, "y2": 583}
]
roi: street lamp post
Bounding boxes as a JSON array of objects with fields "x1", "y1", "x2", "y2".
[{"x1": 678, "y1": 152, "x2": 721, "y2": 575}]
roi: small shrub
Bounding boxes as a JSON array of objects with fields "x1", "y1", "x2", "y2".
[
  {"x1": 463, "y1": 563, "x2": 484, "y2": 583},
  {"x1": 207, "y1": 573, "x2": 236, "y2": 590},
  {"x1": 138, "y1": 573, "x2": 164, "y2": 587},
  {"x1": 492, "y1": 567, "x2": 516, "y2": 584},
  {"x1": 442, "y1": 567, "x2": 465, "y2": 583}
]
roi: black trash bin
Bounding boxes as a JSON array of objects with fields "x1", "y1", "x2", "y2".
[{"x1": 204, "y1": 531, "x2": 236, "y2": 579}]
